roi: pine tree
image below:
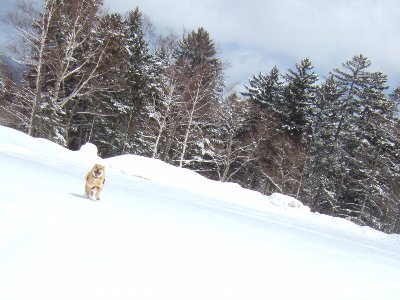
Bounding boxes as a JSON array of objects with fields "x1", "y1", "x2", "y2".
[
  {"x1": 78, "y1": 12, "x2": 130, "y2": 156},
  {"x1": 347, "y1": 70, "x2": 399, "y2": 229},
  {"x1": 307, "y1": 77, "x2": 344, "y2": 213},
  {"x1": 282, "y1": 58, "x2": 319, "y2": 144},
  {"x1": 308, "y1": 55, "x2": 400, "y2": 231},
  {"x1": 387, "y1": 90, "x2": 400, "y2": 232},
  {"x1": 242, "y1": 66, "x2": 285, "y2": 118},
  {"x1": 121, "y1": 7, "x2": 159, "y2": 155},
  {"x1": 242, "y1": 63, "x2": 313, "y2": 199},
  {"x1": 171, "y1": 27, "x2": 224, "y2": 168}
]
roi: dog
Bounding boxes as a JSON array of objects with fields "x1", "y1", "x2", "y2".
[{"x1": 85, "y1": 164, "x2": 105, "y2": 200}]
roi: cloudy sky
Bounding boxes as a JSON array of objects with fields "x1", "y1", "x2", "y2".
[
  {"x1": 1, "y1": 0, "x2": 400, "y2": 90},
  {"x1": 102, "y1": 0, "x2": 400, "y2": 90}
]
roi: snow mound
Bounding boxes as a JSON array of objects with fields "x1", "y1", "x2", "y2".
[
  {"x1": 77, "y1": 142, "x2": 104, "y2": 165},
  {"x1": 269, "y1": 193, "x2": 311, "y2": 213},
  {"x1": 79, "y1": 142, "x2": 99, "y2": 157}
]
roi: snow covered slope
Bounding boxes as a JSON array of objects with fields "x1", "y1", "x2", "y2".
[{"x1": 0, "y1": 125, "x2": 399, "y2": 300}]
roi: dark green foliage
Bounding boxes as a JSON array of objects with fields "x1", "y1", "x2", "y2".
[
  {"x1": 121, "y1": 8, "x2": 161, "y2": 156},
  {"x1": 282, "y1": 58, "x2": 318, "y2": 143},
  {"x1": 242, "y1": 66, "x2": 284, "y2": 116},
  {"x1": 306, "y1": 55, "x2": 400, "y2": 231}
]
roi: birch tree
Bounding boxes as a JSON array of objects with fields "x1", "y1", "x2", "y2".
[
  {"x1": 211, "y1": 93, "x2": 258, "y2": 182},
  {"x1": 48, "y1": 0, "x2": 106, "y2": 108},
  {"x1": 7, "y1": 0, "x2": 107, "y2": 145},
  {"x1": 6, "y1": 0, "x2": 59, "y2": 137}
]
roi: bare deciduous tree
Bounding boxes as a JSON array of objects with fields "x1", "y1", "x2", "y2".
[{"x1": 6, "y1": 0, "x2": 107, "y2": 142}]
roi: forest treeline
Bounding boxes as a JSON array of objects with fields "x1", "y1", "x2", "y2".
[{"x1": 0, "y1": 0, "x2": 399, "y2": 233}]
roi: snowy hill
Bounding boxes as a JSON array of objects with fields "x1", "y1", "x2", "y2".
[{"x1": 0, "y1": 125, "x2": 399, "y2": 300}]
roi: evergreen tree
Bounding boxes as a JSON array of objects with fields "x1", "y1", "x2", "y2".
[
  {"x1": 328, "y1": 55, "x2": 376, "y2": 220},
  {"x1": 307, "y1": 77, "x2": 344, "y2": 213},
  {"x1": 308, "y1": 55, "x2": 400, "y2": 231},
  {"x1": 282, "y1": 58, "x2": 319, "y2": 144},
  {"x1": 242, "y1": 62, "x2": 314, "y2": 199},
  {"x1": 171, "y1": 27, "x2": 224, "y2": 168},
  {"x1": 243, "y1": 59, "x2": 319, "y2": 145},
  {"x1": 78, "y1": 12, "x2": 130, "y2": 156},
  {"x1": 242, "y1": 66, "x2": 285, "y2": 118},
  {"x1": 387, "y1": 90, "x2": 400, "y2": 232},
  {"x1": 121, "y1": 7, "x2": 159, "y2": 155},
  {"x1": 346, "y1": 70, "x2": 399, "y2": 229}
]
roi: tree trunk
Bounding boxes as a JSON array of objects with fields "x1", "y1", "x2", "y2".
[
  {"x1": 178, "y1": 84, "x2": 200, "y2": 167},
  {"x1": 27, "y1": 3, "x2": 55, "y2": 135}
]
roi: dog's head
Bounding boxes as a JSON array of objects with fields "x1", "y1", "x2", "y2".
[{"x1": 92, "y1": 164, "x2": 105, "y2": 178}]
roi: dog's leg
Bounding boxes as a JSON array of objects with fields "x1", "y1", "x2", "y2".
[
  {"x1": 94, "y1": 186, "x2": 102, "y2": 201},
  {"x1": 85, "y1": 184, "x2": 95, "y2": 199},
  {"x1": 85, "y1": 185, "x2": 91, "y2": 198}
]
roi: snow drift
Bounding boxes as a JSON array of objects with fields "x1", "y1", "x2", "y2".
[{"x1": 0, "y1": 125, "x2": 399, "y2": 300}]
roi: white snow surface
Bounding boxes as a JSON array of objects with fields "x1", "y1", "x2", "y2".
[{"x1": 0, "y1": 125, "x2": 399, "y2": 300}]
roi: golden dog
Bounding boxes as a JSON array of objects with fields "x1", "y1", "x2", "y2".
[{"x1": 85, "y1": 164, "x2": 105, "y2": 200}]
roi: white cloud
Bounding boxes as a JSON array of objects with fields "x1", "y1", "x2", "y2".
[
  {"x1": 104, "y1": 0, "x2": 400, "y2": 88},
  {"x1": 1, "y1": 0, "x2": 398, "y2": 88},
  {"x1": 0, "y1": 0, "x2": 19, "y2": 48}
]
